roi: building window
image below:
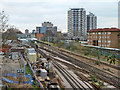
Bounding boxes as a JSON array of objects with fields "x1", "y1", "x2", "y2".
[
  {"x1": 93, "y1": 40, "x2": 98, "y2": 46},
  {"x1": 98, "y1": 32, "x2": 101, "y2": 34},
  {"x1": 107, "y1": 45, "x2": 109, "y2": 47},
  {"x1": 108, "y1": 41, "x2": 111, "y2": 43},
  {"x1": 108, "y1": 32, "x2": 111, "y2": 34}
]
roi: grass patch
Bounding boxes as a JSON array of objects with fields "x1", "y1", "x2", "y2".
[
  {"x1": 26, "y1": 65, "x2": 39, "y2": 88},
  {"x1": 89, "y1": 74, "x2": 105, "y2": 88},
  {"x1": 39, "y1": 40, "x2": 119, "y2": 66},
  {"x1": 26, "y1": 65, "x2": 33, "y2": 75}
]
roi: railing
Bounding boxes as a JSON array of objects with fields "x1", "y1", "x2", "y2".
[{"x1": 23, "y1": 55, "x2": 44, "y2": 89}]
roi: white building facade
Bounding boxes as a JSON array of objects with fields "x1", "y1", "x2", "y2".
[{"x1": 68, "y1": 8, "x2": 87, "y2": 40}]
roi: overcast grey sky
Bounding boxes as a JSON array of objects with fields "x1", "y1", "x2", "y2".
[{"x1": 0, "y1": 0, "x2": 119, "y2": 33}]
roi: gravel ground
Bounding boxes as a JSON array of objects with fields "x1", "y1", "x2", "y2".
[{"x1": 0, "y1": 55, "x2": 32, "y2": 88}]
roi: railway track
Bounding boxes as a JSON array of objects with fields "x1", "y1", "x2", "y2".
[
  {"x1": 37, "y1": 41, "x2": 120, "y2": 71},
  {"x1": 58, "y1": 48, "x2": 120, "y2": 70},
  {"x1": 53, "y1": 61, "x2": 94, "y2": 90},
  {"x1": 39, "y1": 47, "x2": 120, "y2": 89},
  {"x1": 36, "y1": 47, "x2": 96, "y2": 90}
]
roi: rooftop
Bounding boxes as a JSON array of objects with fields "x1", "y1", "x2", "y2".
[
  {"x1": 88, "y1": 28, "x2": 120, "y2": 32},
  {"x1": 70, "y1": 8, "x2": 85, "y2": 10}
]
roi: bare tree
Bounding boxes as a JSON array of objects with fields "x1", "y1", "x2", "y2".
[
  {"x1": 0, "y1": 11, "x2": 8, "y2": 47},
  {"x1": 0, "y1": 11, "x2": 9, "y2": 32}
]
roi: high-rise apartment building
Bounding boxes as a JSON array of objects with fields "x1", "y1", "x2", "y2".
[
  {"x1": 118, "y1": 1, "x2": 120, "y2": 28},
  {"x1": 87, "y1": 12, "x2": 97, "y2": 31},
  {"x1": 68, "y1": 8, "x2": 87, "y2": 40}
]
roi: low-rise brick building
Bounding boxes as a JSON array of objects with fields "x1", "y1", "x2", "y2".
[
  {"x1": 36, "y1": 33, "x2": 44, "y2": 40},
  {"x1": 87, "y1": 28, "x2": 120, "y2": 48}
]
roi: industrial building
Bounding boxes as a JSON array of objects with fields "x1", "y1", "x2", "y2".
[
  {"x1": 26, "y1": 48, "x2": 37, "y2": 63},
  {"x1": 36, "y1": 22, "x2": 57, "y2": 37},
  {"x1": 17, "y1": 33, "x2": 36, "y2": 39},
  {"x1": 10, "y1": 47, "x2": 24, "y2": 60},
  {"x1": 36, "y1": 33, "x2": 44, "y2": 40}
]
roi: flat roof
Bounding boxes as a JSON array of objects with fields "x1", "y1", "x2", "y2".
[
  {"x1": 28, "y1": 48, "x2": 35, "y2": 50},
  {"x1": 88, "y1": 28, "x2": 120, "y2": 32},
  {"x1": 70, "y1": 8, "x2": 85, "y2": 10},
  {"x1": 40, "y1": 69, "x2": 47, "y2": 72},
  {"x1": 83, "y1": 45, "x2": 120, "y2": 52}
]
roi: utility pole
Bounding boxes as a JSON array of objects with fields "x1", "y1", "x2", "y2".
[
  {"x1": 98, "y1": 48, "x2": 100, "y2": 66},
  {"x1": 70, "y1": 40, "x2": 72, "y2": 55},
  {"x1": 68, "y1": 32, "x2": 72, "y2": 55},
  {"x1": 48, "y1": 37, "x2": 49, "y2": 49},
  {"x1": 64, "y1": 40, "x2": 66, "y2": 49}
]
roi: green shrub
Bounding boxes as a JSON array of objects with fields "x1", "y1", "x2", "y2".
[
  {"x1": 90, "y1": 75, "x2": 98, "y2": 82},
  {"x1": 84, "y1": 52, "x2": 89, "y2": 56},
  {"x1": 72, "y1": 45, "x2": 77, "y2": 51},
  {"x1": 98, "y1": 81, "x2": 104, "y2": 87},
  {"x1": 95, "y1": 61, "x2": 99, "y2": 65},
  {"x1": 66, "y1": 45, "x2": 70, "y2": 50}
]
